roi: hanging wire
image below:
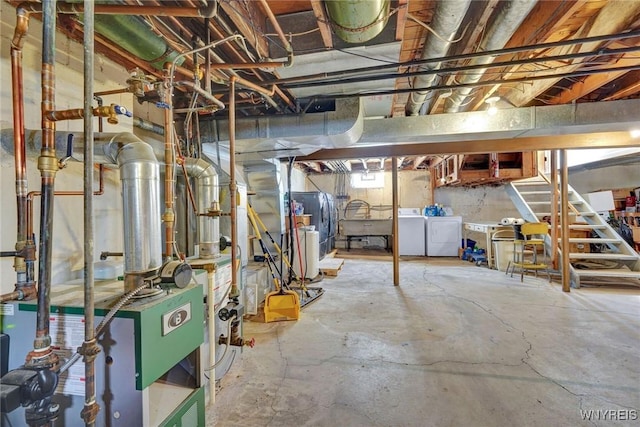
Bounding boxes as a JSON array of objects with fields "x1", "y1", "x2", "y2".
[{"x1": 407, "y1": 12, "x2": 468, "y2": 44}]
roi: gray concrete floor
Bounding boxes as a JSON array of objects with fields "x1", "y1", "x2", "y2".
[{"x1": 206, "y1": 258, "x2": 640, "y2": 427}]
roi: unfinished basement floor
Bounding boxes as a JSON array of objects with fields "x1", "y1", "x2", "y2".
[{"x1": 206, "y1": 257, "x2": 640, "y2": 427}]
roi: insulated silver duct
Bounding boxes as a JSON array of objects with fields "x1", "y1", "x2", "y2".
[
  {"x1": 68, "y1": 132, "x2": 163, "y2": 287},
  {"x1": 183, "y1": 158, "x2": 220, "y2": 259},
  {"x1": 444, "y1": 0, "x2": 536, "y2": 113},
  {"x1": 405, "y1": 0, "x2": 472, "y2": 116},
  {"x1": 114, "y1": 140, "x2": 162, "y2": 281}
]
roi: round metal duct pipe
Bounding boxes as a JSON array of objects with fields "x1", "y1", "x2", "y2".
[{"x1": 325, "y1": 0, "x2": 390, "y2": 44}]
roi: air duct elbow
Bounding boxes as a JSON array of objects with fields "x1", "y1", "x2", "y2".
[
  {"x1": 183, "y1": 158, "x2": 220, "y2": 259},
  {"x1": 111, "y1": 138, "x2": 163, "y2": 281}
]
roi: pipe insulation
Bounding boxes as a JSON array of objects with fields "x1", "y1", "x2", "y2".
[
  {"x1": 93, "y1": 14, "x2": 184, "y2": 70},
  {"x1": 405, "y1": 0, "x2": 472, "y2": 116},
  {"x1": 445, "y1": 0, "x2": 537, "y2": 113},
  {"x1": 325, "y1": 0, "x2": 391, "y2": 44}
]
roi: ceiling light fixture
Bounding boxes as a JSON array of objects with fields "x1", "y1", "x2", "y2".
[
  {"x1": 630, "y1": 129, "x2": 640, "y2": 138},
  {"x1": 485, "y1": 96, "x2": 500, "y2": 116}
]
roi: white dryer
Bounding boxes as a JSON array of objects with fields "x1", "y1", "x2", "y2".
[
  {"x1": 398, "y1": 208, "x2": 425, "y2": 256},
  {"x1": 425, "y1": 216, "x2": 462, "y2": 256}
]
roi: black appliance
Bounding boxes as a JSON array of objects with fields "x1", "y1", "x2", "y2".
[{"x1": 292, "y1": 191, "x2": 336, "y2": 259}]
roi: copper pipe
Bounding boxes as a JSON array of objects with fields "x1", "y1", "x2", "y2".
[
  {"x1": 20, "y1": 2, "x2": 217, "y2": 18},
  {"x1": 163, "y1": 67, "x2": 176, "y2": 260},
  {"x1": 229, "y1": 76, "x2": 239, "y2": 299},
  {"x1": 81, "y1": 1, "x2": 100, "y2": 422},
  {"x1": 209, "y1": 61, "x2": 290, "y2": 71},
  {"x1": 11, "y1": 6, "x2": 31, "y2": 289},
  {"x1": 26, "y1": 166, "x2": 105, "y2": 238},
  {"x1": 30, "y1": 0, "x2": 58, "y2": 366},
  {"x1": 257, "y1": 0, "x2": 294, "y2": 64},
  {"x1": 234, "y1": 75, "x2": 276, "y2": 97},
  {"x1": 0, "y1": 285, "x2": 36, "y2": 303},
  {"x1": 274, "y1": 85, "x2": 295, "y2": 110},
  {"x1": 93, "y1": 88, "x2": 129, "y2": 97},
  {"x1": 46, "y1": 105, "x2": 122, "y2": 124}
]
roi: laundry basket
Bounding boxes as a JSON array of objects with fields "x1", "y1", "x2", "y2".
[{"x1": 492, "y1": 230, "x2": 516, "y2": 271}]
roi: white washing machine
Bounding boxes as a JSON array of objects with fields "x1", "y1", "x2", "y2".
[
  {"x1": 398, "y1": 208, "x2": 425, "y2": 256},
  {"x1": 425, "y1": 216, "x2": 462, "y2": 256}
]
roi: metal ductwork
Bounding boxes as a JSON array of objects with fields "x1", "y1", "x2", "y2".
[
  {"x1": 444, "y1": 0, "x2": 537, "y2": 113},
  {"x1": 361, "y1": 98, "x2": 640, "y2": 145},
  {"x1": 325, "y1": 0, "x2": 390, "y2": 44},
  {"x1": 405, "y1": 0, "x2": 472, "y2": 116},
  {"x1": 107, "y1": 135, "x2": 162, "y2": 288},
  {"x1": 65, "y1": 132, "x2": 162, "y2": 290},
  {"x1": 201, "y1": 98, "x2": 363, "y2": 162},
  {"x1": 182, "y1": 158, "x2": 220, "y2": 259}
]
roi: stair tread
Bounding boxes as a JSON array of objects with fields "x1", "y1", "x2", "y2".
[
  {"x1": 562, "y1": 238, "x2": 621, "y2": 243},
  {"x1": 568, "y1": 224, "x2": 607, "y2": 230},
  {"x1": 573, "y1": 269, "x2": 640, "y2": 278},
  {"x1": 568, "y1": 253, "x2": 638, "y2": 260},
  {"x1": 513, "y1": 181, "x2": 549, "y2": 186},
  {"x1": 519, "y1": 191, "x2": 552, "y2": 195}
]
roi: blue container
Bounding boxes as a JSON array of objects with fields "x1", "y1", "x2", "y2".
[
  {"x1": 424, "y1": 206, "x2": 439, "y2": 216},
  {"x1": 461, "y1": 238, "x2": 476, "y2": 249}
]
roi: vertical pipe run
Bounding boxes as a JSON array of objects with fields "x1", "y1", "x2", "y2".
[
  {"x1": 229, "y1": 77, "x2": 239, "y2": 298},
  {"x1": 82, "y1": 0, "x2": 99, "y2": 425},
  {"x1": 207, "y1": 269, "x2": 216, "y2": 403},
  {"x1": 550, "y1": 151, "x2": 559, "y2": 270},
  {"x1": 392, "y1": 156, "x2": 399, "y2": 286},
  {"x1": 559, "y1": 150, "x2": 570, "y2": 292},
  {"x1": 11, "y1": 7, "x2": 31, "y2": 292},
  {"x1": 163, "y1": 66, "x2": 176, "y2": 260},
  {"x1": 32, "y1": 0, "x2": 59, "y2": 360}
]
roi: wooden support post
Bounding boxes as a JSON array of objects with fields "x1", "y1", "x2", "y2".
[
  {"x1": 550, "y1": 151, "x2": 559, "y2": 269},
  {"x1": 392, "y1": 156, "x2": 399, "y2": 286},
  {"x1": 559, "y1": 149, "x2": 571, "y2": 292}
]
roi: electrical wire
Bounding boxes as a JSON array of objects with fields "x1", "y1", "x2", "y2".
[
  {"x1": 265, "y1": 27, "x2": 320, "y2": 38},
  {"x1": 58, "y1": 282, "x2": 151, "y2": 375},
  {"x1": 407, "y1": 13, "x2": 468, "y2": 44}
]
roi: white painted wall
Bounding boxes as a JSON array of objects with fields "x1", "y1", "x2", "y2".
[
  {"x1": 307, "y1": 169, "x2": 433, "y2": 219},
  {"x1": 1, "y1": 2, "x2": 133, "y2": 294},
  {"x1": 568, "y1": 163, "x2": 640, "y2": 195}
]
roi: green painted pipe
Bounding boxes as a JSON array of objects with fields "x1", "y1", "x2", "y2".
[
  {"x1": 325, "y1": 0, "x2": 391, "y2": 44},
  {"x1": 94, "y1": 14, "x2": 183, "y2": 70}
]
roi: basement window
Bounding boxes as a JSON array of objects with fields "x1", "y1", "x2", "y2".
[{"x1": 351, "y1": 171, "x2": 384, "y2": 189}]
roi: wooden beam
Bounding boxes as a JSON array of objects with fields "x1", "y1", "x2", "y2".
[
  {"x1": 413, "y1": 155, "x2": 428, "y2": 169},
  {"x1": 506, "y1": 1, "x2": 640, "y2": 106},
  {"x1": 310, "y1": 0, "x2": 333, "y2": 48},
  {"x1": 602, "y1": 70, "x2": 640, "y2": 100},
  {"x1": 560, "y1": 149, "x2": 571, "y2": 292},
  {"x1": 395, "y1": 0, "x2": 409, "y2": 41},
  {"x1": 392, "y1": 156, "x2": 399, "y2": 286},
  {"x1": 469, "y1": 0, "x2": 585, "y2": 111},
  {"x1": 295, "y1": 131, "x2": 637, "y2": 161},
  {"x1": 545, "y1": 54, "x2": 640, "y2": 104},
  {"x1": 219, "y1": 0, "x2": 269, "y2": 58}
]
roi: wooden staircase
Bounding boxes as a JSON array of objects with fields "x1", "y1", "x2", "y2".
[{"x1": 506, "y1": 176, "x2": 640, "y2": 288}]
